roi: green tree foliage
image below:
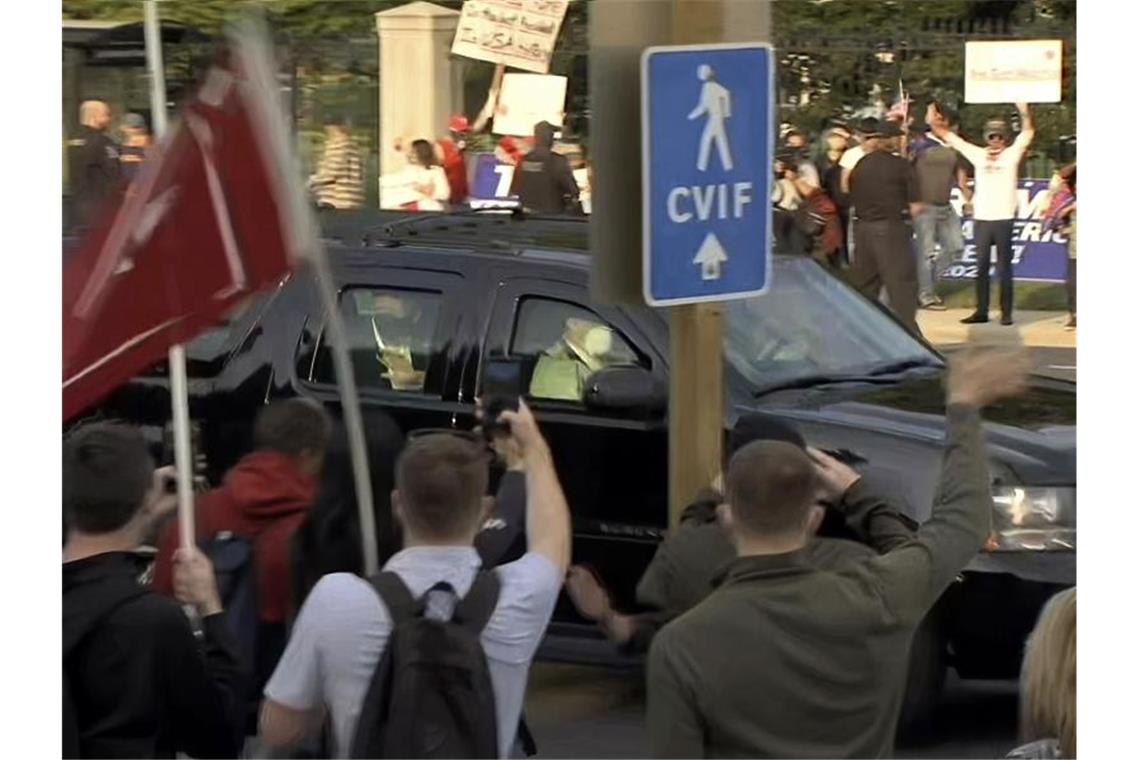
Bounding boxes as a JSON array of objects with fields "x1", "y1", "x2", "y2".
[{"x1": 772, "y1": 0, "x2": 1076, "y2": 163}]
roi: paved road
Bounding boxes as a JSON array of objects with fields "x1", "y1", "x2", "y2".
[{"x1": 524, "y1": 663, "x2": 1018, "y2": 759}]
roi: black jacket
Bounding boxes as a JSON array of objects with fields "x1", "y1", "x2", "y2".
[
  {"x1": 67, "y1": 125, "x2": 120, "y2": 228},
  {"x1": 511, "y1": 147, "x2": 580, "y2": 214},
  {"x1": 63, "y1": 552, "x2": 245, "y2": 758}
]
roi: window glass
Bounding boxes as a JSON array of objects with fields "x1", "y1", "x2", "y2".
[
  {"x1": 311, "y1": 287, "x2": 443, "y2": 393},
  {"x1": 723, "y1": 257, "x2": 939, "y2": 393},
  {"x1": 511, "y1": 298, "x2": 643, "y2": 402}
]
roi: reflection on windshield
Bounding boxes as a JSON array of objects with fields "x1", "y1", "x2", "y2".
[{"x1": 724, "y1": 258, "x2": 940, "y2": 391}]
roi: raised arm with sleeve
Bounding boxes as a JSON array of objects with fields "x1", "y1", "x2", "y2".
[
  {"x1": 501, "y1": 401, "x2": 572, "y2": 574},
  {"x1": 836, "y1": 350, "x2": 1029, "y2": 628},
  {"x1": 1009, "y1": 103, "x2": 1035, "y2": 158},
  {"x1": 844, "y1": 403, "x2": 992, "y2": 629},
  {"x1": 938, "y1": 130, "x2": 986, "y2": 167}
]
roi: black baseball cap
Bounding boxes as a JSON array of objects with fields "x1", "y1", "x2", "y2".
[{"x1": 729, "y1": 413, "x2": 806, "y2": 456}]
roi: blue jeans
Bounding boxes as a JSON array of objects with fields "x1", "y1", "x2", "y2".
[{"x1": 914, "y1": 204, "x2": 965, "y2": 302}]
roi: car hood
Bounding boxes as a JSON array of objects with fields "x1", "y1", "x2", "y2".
[{"x1": 740, "y1": 374, "x2": 1075, "y2": 487}]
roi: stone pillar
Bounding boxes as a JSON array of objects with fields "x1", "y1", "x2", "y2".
[{"x1": 375, "y1": 1, "x2": 462, "y2": 207}]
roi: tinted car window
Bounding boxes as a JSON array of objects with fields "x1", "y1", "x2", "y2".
[
  {"x1": 511, "y1": 297, "x2": 643, "y2": 402},
  {"x1": 311, "y1": 287, "x2": 443, "y2": 393}
]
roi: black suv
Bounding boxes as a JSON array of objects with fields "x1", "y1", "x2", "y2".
[{"x1": 87, "y1": 210, "x2": 1075, "y2": 717}]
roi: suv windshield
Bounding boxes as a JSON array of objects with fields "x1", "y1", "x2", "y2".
[{"x1": 724, "y1": 257, "x2": 941, "y2": 394}]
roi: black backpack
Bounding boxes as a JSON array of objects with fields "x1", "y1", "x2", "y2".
[
  {"x1": 63, "y1": 582, "x2": 147, "y2": 758},
  {"x1": 201, "y1": 532, "x2": 258, "y2": 671},
  {"x1": 350, "y1": 570, "x2": 501, "y2": 759}
]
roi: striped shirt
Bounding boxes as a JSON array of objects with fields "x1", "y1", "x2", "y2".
[{"x1": 311, "y1": 135, "x2": 365, "y2": 209}]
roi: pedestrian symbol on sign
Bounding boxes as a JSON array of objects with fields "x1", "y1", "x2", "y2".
[{"x1": 688, "y1": 65, "x2": 734, "y2": 172}]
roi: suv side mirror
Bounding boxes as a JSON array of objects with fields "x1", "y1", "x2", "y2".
[{"x1": 582, "y1": 366, "x2": 666, "y2": 414}]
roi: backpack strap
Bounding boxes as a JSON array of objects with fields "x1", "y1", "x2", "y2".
[
  {"x1": 369, "y1": 572, "x2": 418, "y2": 625},
  {"x1": 451, "y1": 569, "x2": 501, "y2": 634}
]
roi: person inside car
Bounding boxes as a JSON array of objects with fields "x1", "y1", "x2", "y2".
[
  {"x1": 529, "y1": 317, "x2": 629, "y2": 401},
  {"x1": 367, "y1": 293, "x2": 434, "y2": 391}
]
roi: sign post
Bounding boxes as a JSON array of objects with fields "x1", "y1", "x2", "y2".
[
  {"x1": 651, "y1": 2, "x2": 772, "y2": 528},
  {"x1": 144, "y1": 0, "x2": 197, "y2": 553}
]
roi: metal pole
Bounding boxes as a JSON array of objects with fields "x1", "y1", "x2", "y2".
[
  {"x1": 144, "y1": 1, "x2": 168, "y2": 135},
  {"x1": 311, "y1": 259, "x2": 380, "y2": 576},
  {"x1": 145, "y1": 0, "x2": 192, "y2": 551}
]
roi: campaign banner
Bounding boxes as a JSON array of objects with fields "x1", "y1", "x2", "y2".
[
  {"x1": 941, "y1": 178, "x2": 1069, "y2": 283},
  {"x1": 452, "y1": 0, "x2": 570, "y2": 74},
  {"x1": 964, "y1": 40, "x2": 1063, "y2": 104}
]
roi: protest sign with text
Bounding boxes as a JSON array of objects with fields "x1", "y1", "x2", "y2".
[
  {"x1": 452, "y1": 0, "x2": 569, "y2": 74},
  {"x1": 964, "y1": 40, "x2": 1062, "y2": 104}
]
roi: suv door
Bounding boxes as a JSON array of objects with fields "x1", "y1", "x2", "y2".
[
  {"x1": 291, "y1": 267, "x2": 477, "y2": 435},
  {"x1": 481, "y1": 275, "x2": 669, "y2": 625}
]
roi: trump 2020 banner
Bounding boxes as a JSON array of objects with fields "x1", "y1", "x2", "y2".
[{"x1": 944, "y1": 178, "x2": 1069, "y2": 283}]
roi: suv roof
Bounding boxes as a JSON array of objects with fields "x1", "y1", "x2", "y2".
[{"x1": 319, "y1": 209, "x2": 591, "y2": 264}]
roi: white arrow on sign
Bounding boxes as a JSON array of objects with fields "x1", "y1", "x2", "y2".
[{"x1": 692, "y1": 231, "x2": 728, "y2": 280}]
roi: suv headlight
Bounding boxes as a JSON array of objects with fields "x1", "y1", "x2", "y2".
[{"x1": 987, "y1": 487, "x2": 1076, "y2": 552}]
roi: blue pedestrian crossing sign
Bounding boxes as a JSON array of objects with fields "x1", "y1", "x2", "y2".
[{"x1": 641, "y1": 43, "x2": 773, "y2": 306}]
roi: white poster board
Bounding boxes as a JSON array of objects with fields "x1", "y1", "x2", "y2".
[
  {"x1": 493, "y1": 72, "x2": 567, "y2": 137},
  {"x1": 964, "y1": 40, "x2": 1062, "y2": 104},
  {"x1": 452, "y1": 0, "x2": 570, "y2": 74}
]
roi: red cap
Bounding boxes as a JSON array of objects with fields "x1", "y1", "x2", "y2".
[{"x1": 448, "y1": 114, "x2": 470, "y2": 133}]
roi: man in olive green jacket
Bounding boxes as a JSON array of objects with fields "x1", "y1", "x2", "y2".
[{"x1": 647, "y1": 351, "x2": 1029, "y2": 759}]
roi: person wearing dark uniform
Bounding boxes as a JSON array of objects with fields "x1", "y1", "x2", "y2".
[
  {"x1": 848, "y1": 119, "x2": 922, "y2": 334},
  {"x1": 68, "y1": 100, "x2": 121, "y2": 229},
  {"x1": 511, "y1": 121, "x2": 580, "y2": 215}
]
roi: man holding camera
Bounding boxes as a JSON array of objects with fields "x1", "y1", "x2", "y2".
[{"x1": 771, "y1": 146, "x2": 822, "y2": 256}]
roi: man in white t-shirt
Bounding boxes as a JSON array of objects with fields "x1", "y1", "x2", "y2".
[
  {"x1": 928, "y1": 102, "x2": 1034, "y2": 325},
  {"x1": 257, "y1": 402, "x2": 571, "y2": 758}
]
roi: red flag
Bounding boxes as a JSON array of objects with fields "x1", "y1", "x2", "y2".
[{"x1": 63, "y1": 30, "x2": 317, "y2": 421}]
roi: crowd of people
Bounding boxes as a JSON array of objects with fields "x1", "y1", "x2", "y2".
[
  {"x1": 769, "y1": 99, "x2": 1076, "y2": 335},
  {"x1": 63, "y1": 350, "x2": 1076, "y2": 759}
]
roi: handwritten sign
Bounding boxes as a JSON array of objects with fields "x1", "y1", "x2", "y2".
[
  {"x1": 452, "y1": 0, "x2": 570, "y2": 74},
  {"x1": 964, "y1": 40, "x2": 1062, "y2": 104}
]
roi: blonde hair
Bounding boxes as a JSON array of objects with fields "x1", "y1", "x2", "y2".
[{"x1": 1020, "y1": 587, "x2": 1076, "y2": 758}]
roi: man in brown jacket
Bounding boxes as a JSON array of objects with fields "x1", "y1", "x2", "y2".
[{"x1": 647, "y1": 350, "x2": 1029, "y2": 758}]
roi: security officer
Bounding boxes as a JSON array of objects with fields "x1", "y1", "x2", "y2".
[
  {"x1": 510, "y1": 121, "x2": 581, "y2": 215},
  {"x1": 67, "y1": 100, "x2": 121, "y2": 229}
]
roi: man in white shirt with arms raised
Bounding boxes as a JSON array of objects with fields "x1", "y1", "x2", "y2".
[
  {"x1": 928, "y1": 101, "x2": 1034, "y2": 326},
  {"x1": 258, "y1": 401, "x2": 571, "y2": 758}
]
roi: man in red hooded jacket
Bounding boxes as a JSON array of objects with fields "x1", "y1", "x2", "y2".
[{"x1": 153, "y1": 399, "x2": 331, "y2": 692}]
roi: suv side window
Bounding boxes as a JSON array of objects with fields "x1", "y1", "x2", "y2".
[
  {"x1": 511, "y1": 297, "x2": 644, "y2": 402},
  {"x1": 309, "y1": 287, "x2": 443, "y2": 393}
]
